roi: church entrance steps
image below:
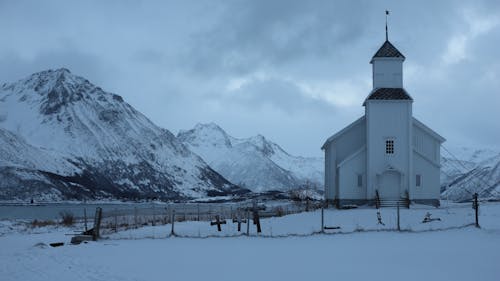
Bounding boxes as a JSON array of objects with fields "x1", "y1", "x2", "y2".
[{"x1": 379, "y1": 198, "x2": 409, "y2": 208}]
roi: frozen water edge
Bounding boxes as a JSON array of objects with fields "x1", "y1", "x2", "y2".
[{"x1": 1, "y1": 203, "x2": 500, "y2": 281}]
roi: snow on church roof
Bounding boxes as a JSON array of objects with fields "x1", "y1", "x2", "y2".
[
  {"x1": 363, "y1": 88, "x2": 413, "y2": 105},
  {"x1": 371, "y1": 40, "x2": 405, "y2": 62}
]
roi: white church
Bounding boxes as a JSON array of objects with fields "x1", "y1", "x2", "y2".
[{"x1": 322, "y1": 36, "x2": 445, "y2": 208}]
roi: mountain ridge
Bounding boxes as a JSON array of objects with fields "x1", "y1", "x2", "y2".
[
  {"x1": 178, "y1": 123, "x2": 323, "y2": 192},
  {"x1": 0, "y1": 69, "x2": 247, "y2": 201}
]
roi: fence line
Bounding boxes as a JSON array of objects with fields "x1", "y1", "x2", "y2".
[
  {"x1": 106, "y1": 223, "x2": 478, "y2": 240},
  {"x1": 94, "y1": 201, "x2": 322, "y2": 234},
  {"x1": 58, "y1": 198, "x2": 483, "y2": 239}
]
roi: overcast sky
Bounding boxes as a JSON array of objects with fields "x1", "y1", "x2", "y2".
[{"x1": 0, "y1": 0, "x2": 499, "y2": 157}]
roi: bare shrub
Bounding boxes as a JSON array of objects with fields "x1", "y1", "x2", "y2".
[
  {"x1": 59, "y1": 211, "x2": 75, "y2": 226},
  {"x1": 275, "y1": 206, "x2": 285, "y2": 217},
  {"x1": 31, "y1": 219, "x2": 56, "y2": 228}
]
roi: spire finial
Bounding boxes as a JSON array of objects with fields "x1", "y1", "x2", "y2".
[{"x1": 385, "y1": 10, "x2": 390, "y2": 41}]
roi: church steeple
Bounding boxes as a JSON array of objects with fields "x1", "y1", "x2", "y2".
[
  {"x1": 371, "y1": 40, "x2": 405, "y2": 62},
  {"x1": 368, "y1": 11, "x2": 407, "y2": 89},
  {"x1": 370, "y1": 40, "x2": 405, "y2": 89}
]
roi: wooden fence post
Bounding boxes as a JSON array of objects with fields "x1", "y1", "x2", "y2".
[
  {"x1": 93, "y1": 207, "x2": 102, "y2": 241},
  {"x1": 246, "y1": 210, "x2": 250, "y2": 236},
  {"x1": 474, "y1": 193, "x2": 480, "y2": 228},
  {"x1": 397, "y1": 202, "x2": 401, "y2": 231},
  {"x1": 152, "y1": 203, "x2": 156, "y2": 226},
  {"x1": 134, "y1": 207, "x2": 138, "y2": 228},
  {"x1": 170, "y1": 209, "x2": 175, "y2": 236},
  {"x1": 197, "y1": 204, "x2": 200, "y2": 221},
  {"x1": 321, "y1": 207, "x2": 325, "y2": 232},
  {"x1": 114, "y1": 208, "x2": 118, "y2": 232},
  {"x1": 83, "y1": 208, "x2": 88, "y2": 232}
]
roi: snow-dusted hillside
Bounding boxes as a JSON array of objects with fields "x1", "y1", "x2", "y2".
[
  {"x1": 178, "y1": 123, "x2": 323, "y2": 192},
  {"x1": 441, "y1": 147, "x2": 500, "y2": 201},
  {"x1": 0, "y1": 69, "x2": 247, "y2": 201},
  {"x1": 0, "y1": 127, "x2": 82, "y2": 200}
]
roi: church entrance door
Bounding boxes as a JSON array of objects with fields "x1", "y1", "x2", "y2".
[{"x1": 379, "y1": 170, "x2": 401, "y2": 199}]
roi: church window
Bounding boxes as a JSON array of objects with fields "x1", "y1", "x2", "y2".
[
  {"x1": 385, "y1": 139, "x2": 394, "y2": 154},
  {"x1": 416, "y1": 174, "x2": 422, "y2": 187},
  {"x1": 357, "y1": 174, "x2": 363, "y2": 187}
]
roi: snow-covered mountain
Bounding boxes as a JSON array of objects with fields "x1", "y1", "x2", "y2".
[
  {"x1": 178, "y1": 123, "x2": 323, "y2": 192},
  {"x1": 0, "y1": 69, "x2": 247, "y2": 201},
  {"x1": 441, "y1": 147, "x2": 500, "y2": 201}
]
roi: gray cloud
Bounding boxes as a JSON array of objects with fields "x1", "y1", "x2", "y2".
[
  {"x1": 183, "y1": 1, "x2": 374, "y2": 76},
  {"x1": 0, "y1": 46, "x2": 113, "y2": 88},
  {"x1": 217, "y1": 77, "x2": 336, "y2": 114}
]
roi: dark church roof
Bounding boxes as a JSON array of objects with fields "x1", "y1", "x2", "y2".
[
  {"x1": 371, "y1": 40, "x2": 405, "y2": 61},
  {"x1": 363, "y1": 88, "x2": 413, "y2": 105}
]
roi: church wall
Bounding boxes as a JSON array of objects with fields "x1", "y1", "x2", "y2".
[
  {"x1": 334, "y1": 120, "x2": 366, "y2": 164},
  {"x1": 323, "y1": 118, "x2": 366, "y2": 201},
  {"x1": 412, "y1": 151, "x2": 440, "y2": 200},
  {"x1": 413, "y1": 124, "x2": 440, "y2": 165},
  {"x1": 324, "y1": 146, "x2": 336, "y2": 200},
  {"x1": 338, "y1": 150, "x2": 366, "y2": 199},
  {"x1": 372, "y1": 58, "x2": 403, "y2": 88},
  {"x1": 366, "y1": 101, "x2": 412, "y2": 199}
]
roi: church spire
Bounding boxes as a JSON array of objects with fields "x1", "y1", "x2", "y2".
[{"x1": 385, "y1": 10, "x2": 389, "y2": 41}]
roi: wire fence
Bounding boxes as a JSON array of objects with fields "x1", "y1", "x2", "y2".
[
  {"x1": 72, "y1": 199, "x2": 487, "y2": 240},
  {"x1": 12, "y1": 197, "x2": 489, "y2": 240},
  {"x1": 89, "y1": 201, "x2": 323, "y2": 235}
]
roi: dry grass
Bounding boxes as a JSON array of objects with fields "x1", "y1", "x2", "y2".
[
  {"x1": 31, "y1": 219, "x2": 56, "y2": 228},
  {"x1": 59, "y1": 211, "x2": 75, "y2": 226}
]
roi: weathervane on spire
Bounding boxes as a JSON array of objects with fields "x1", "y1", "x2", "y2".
[{"x1": 385, "y1": 10, "x2": 390, "y2": 41}]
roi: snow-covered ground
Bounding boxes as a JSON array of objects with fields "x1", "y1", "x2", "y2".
[{"x1": 1, "y1": 202, "x2": 500, "y2": 281}]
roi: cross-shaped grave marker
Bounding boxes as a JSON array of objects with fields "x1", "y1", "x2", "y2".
[
  {"x1": 248, "y1": 201, "x2": 266, "y2": 233},
  {"x1": 232, "y1": 215, "x2": 247, "y2": 232},
  {"x1": 210, "y1": 215, "x2": 226, "y2": 232},
  {"x1": 377, "y1": 211, "x2": 385, "y2": 226}
]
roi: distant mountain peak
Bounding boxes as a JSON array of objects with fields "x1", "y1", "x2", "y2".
[
  {"x1": 178, "y1": 122, "x2": 232, "y2": 148},
  {"x1": 194, "y1": 122, "x2": 225, "y2": 132},
  {"x1": 180, "y1": 122, "x2": 324, "y2": 192},
  {"x1": 247, "y1": 134, "x2": 275, "y2": 156},
  {"x1": 1, "y1": 68, "x2": 127, "y2": 117}
]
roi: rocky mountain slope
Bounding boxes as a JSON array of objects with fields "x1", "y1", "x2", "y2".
[
  {"x1": 0, "y1": 69, "x2": 247, "y2": 201},
  {"x1": 441, "y1": 147, "x2": 500, "y2": 201},
  {"x1": 178, "y1": 123, "x2": 323, "y2": 192}
]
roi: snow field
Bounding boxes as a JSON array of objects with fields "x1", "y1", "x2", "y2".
[{"x1": 1, "y1": 202, "x2": 500, "y2": 281}]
